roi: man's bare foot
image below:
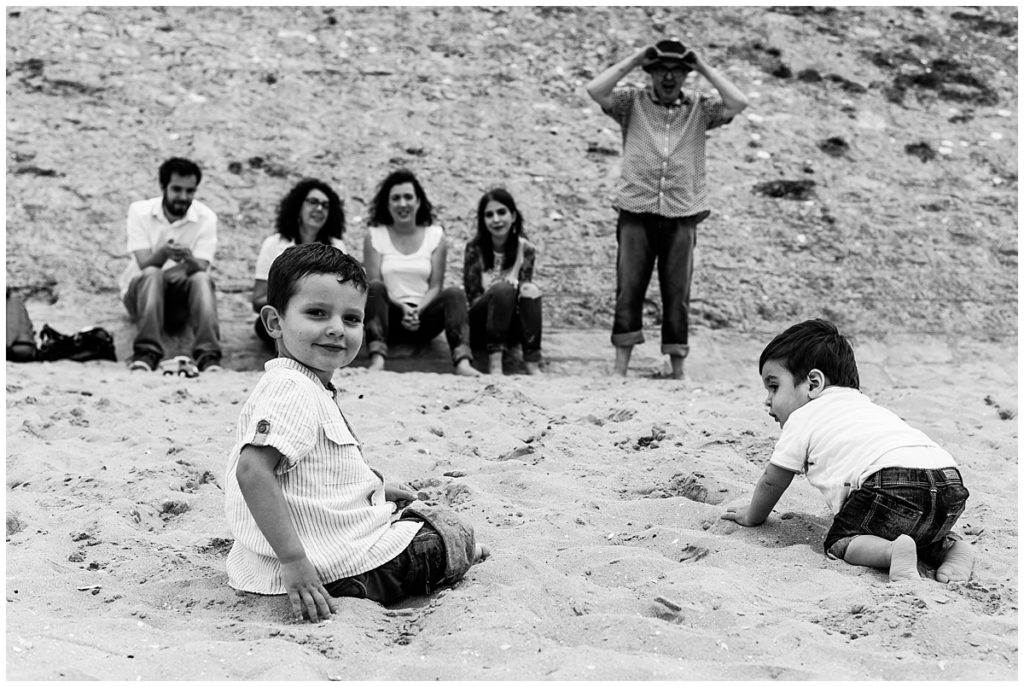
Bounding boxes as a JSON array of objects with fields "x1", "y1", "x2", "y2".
[
  {"x1": 368, "y1": 354, "x2": 386, "y2": 371},
  {"x1": 889, "y1": 534, "x2": 921, "y2": 582},
  {"x1": 935, "y1": 540, "x2": 974, "y2": 583},
  {"x1": 669, "y1": 355, "x2": 685, "y2": 380},
  {"x1": 455, "y1": 359, "x2": 481, "y2": 377},
  {"x1": 524, "y1": 361, "x2": 541, "y2": 375},
  {"x1": 613, "y1": 345, "x2": 632, "y2": 377},
  {"x1": 473, "y1": 543, "x2": 490, "y2": 562},
  {"x1": 488, "y1": 351, "x2": 504, "y2": 375}
]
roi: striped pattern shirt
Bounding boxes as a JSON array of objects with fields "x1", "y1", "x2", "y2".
[
  {"x1": 224, "y1": 358, "x2": 420, "y2": 594},
  {"x1": 770, "y1": 387, "x2": 957, "y2": 514},
  {"x1": 605, "y1": 85, "x2": 731, "y2": 218}
]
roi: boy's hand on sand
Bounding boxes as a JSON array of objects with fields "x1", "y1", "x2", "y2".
[
  {"x1": 385, "y1": 484, "x2": 418, "y2": 510},
  {"x1": 280, "y1": 557, "x2": 337, "y2": 622},
  {"x1": 721, "y1": 504, "x2": 758, "y2": 527}
]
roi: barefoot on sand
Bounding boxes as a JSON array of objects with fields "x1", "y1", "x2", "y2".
[
  {"x1": 455, "y1": 359, "x2": 481, "y2": 377},
  {"x1": 474, "y1": 544, "x2": 490, "y2": 562},
  {"x1": 889, "y1": 534, "x2": 921, "y2": 582},
  {"x1": 936, "y1": 540, "x2": 975, "y2": 583},
  {"x1": 487, "y1": 351, "x2": 504, "y2": 375}
]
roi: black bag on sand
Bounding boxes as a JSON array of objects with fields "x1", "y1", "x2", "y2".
[
  {"x1": 37, "y1": 324, "x2": 117, "y2": 363},
  {"x1": 6, "y1": 288, "x2": 37, "y2": 362}
]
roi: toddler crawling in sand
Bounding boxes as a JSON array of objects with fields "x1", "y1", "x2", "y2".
[
  {"x1": 224, "y1": 243, "x2": 487, "y2": 622},
  {"x1": 722, "y1": 319, "x2": 974, "y2": 584}
]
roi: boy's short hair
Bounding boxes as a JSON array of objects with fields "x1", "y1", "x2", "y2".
[
  {"x1": 158, "y1": 157, "x2": 202, "y2": 186},
  {"x1": 266, "y1": 243, "x2": 368, "y2": 312},
  {"x1": 759, "y1": 318, "x2": 860, "y2": 389}
]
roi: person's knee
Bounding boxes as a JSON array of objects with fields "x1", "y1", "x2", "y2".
[
  {"x1": 519, "y1": 282, "x2": 541, "y2": 300},
  {"x1": 441, "y1": 286, "x2": 467, "y2": 305},
  {"x1": 368, "y1": 280, "x2": 387, "y2": 297},
  {"x1": 139, "y1": 265, "x2": 163, "y2": 283},
  {"x1": 186, "y1": 270, "x2": 216, "y2": 299}
]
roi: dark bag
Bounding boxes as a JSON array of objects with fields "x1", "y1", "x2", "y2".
[
  {"x1": 6, "y1": 288, "x2": 37, "y2": 362},
  {"x1": 37, "y1": 324, "x2": 117, "y2": 363}
]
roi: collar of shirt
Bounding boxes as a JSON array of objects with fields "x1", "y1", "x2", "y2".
[
  {"x1": 645, "y1": 85, "x2": 690, "y2": 108},
  {"x1": 148, "y1": 196, "x2": 199, "y2": 225},
  {"x1": 265, "y1": 357, "x2": 337, "y2": 394}
]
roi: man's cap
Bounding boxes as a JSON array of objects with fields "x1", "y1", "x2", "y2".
[{"x1": 643, "y1": 39, "x2": 689, "y2": 72}]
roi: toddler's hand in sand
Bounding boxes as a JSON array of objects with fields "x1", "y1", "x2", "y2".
[
  {"x1": 721, "y1": 504, "x2": 759, "y2": 527},
  {"x1": 280, "y1": 557, "x2": 337, "y2": 622}
]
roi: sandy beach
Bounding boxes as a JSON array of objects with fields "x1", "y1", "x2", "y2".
[
  {"x1": 5, "y1": 326, "x2": 1018, "y2": 680},
  {"x1": 5, "y1": 5, "x2": 1018, "y2": 681}
]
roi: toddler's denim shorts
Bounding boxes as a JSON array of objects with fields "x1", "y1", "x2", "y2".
[
  {"x1": 324, "y1": 522, "x2": 447, "y2": 605},
  {"x1": 824, "y1": 466, "x2": 969, "y2": 566}
]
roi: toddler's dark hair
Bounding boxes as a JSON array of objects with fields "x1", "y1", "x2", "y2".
[
  {"x1": 267, "y1": 243, "x2": 367, "y2": 312},
  {"x1": 759, "y1": 318, "x2": 860, "y2": 389}
]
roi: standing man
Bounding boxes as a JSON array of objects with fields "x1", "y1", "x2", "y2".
[
  {"x1": 586, "y1": 39, "x2": 748, "y2": 379},
  {"x1": 119, "y1": 157, "x2": 223, "y2": 372}
]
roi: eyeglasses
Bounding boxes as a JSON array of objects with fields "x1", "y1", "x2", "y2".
[{"x1": 305, "y1": 197, "x2": 330, "y2": 209}]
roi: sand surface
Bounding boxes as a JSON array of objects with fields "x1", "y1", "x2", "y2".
[
  {"x1": 5, "y1": 330, "x2": 1018, "y2": 680},
  {"x1": 4, "y1": 5, "x2": 1018, "y2": 681}
]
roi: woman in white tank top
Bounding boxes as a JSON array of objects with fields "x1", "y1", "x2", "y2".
[
  {"x1": 251, "y1": 179, "x2": 347, "y2": 346},
  {"x1": 362, "y1": 169, "x2": 479, "y2": 376}
]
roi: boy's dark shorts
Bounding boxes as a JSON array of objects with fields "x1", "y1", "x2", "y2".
[
  {"x1": 324, "y1": 522, "x2": 447, "y2": 605},
  {"x1": 824, "y1": 466, "x2": 969, "y2": 567}
]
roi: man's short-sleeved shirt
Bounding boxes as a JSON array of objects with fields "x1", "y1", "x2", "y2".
[
  {"x1": 605, "y1": 85, "x2": 731, "y2": 218},
  {"x1": 224, "y1": 358, "x2": 420, "y2": 594},
  {"x1": 118, "y1": 195, "x2": 218, "y2": 298},
  {"x1": 769, "y1": 387, "x2": 957, "y2": 514}
]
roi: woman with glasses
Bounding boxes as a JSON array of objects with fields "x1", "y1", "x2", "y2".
[
  {"x1": 362, "y1": 168, "x2": 479, "y2": 376},
  {"x1": 251, "y1": 178, "x2": 347, "y2": 345}
]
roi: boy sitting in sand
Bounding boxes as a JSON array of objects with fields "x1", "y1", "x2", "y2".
[
  {"x1": 722, "y1": 319, "x2": 974, "y2": 584},
  {"x1": 224, "y1": 243, "x2": 487, "y2": 622}
]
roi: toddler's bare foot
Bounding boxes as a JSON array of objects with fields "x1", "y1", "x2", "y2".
[
  {"x1": 455, "y1": 359, "x2": 481, "y2": 377},
  {"x1": 888, "y1": 534, "x2": 920, "y2": 582},
  {"x1": 488, "y1": 351, "x2": 504, "y2": 376},
  {"x1": 935, "y1": 540, "x2": 974, "y2": 583},
  {"x1": 473, "y1": 543, "x2": 490, "y2": 563},
  {"x1": 368, "y1": 354, "x2": 386, "y2": 371},
  {"x1": 524, "y1": 361, "x2": 541, "y2": 375}
]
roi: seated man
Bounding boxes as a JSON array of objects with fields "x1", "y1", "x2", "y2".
[{"x1": 118, "y1": 157, "x2": 223, "y2": 372}]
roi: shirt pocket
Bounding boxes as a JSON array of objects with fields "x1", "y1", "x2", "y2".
[
  {"x1": 322, "y1": 420, "x2": 357, "y2": 448},
  {"x1": 320, "y1": 421, "x2": 380, "y2": 504}
]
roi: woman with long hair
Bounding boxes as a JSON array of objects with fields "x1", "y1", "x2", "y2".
[
  {"x1": 362, "y1": 169, "x2": 479, "y2": 376},
  {"x1": 463, "y1": 188, "x2": 542, "y2": 374}
]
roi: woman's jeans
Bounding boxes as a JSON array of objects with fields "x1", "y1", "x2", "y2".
[
  {"x1": 612, "y1": 210, "x2": 699, "y2": 358},
  {"x1": 468, "y1": 281, "x2": 542, "y2": 363},
  {"x1": 364, "y1": 281, "x2": 472, "y2": 364}
]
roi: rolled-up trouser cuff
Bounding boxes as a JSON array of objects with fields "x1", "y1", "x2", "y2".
[
  {"x1": 661, "y1": 343, "x2": 689, "y2": 358},
  {"x1": 611, "y1": 330, "x2": 644, "y2": 347},
  {"x1": 451, "y1": 343, "x2": 473, "y2": 365}
]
